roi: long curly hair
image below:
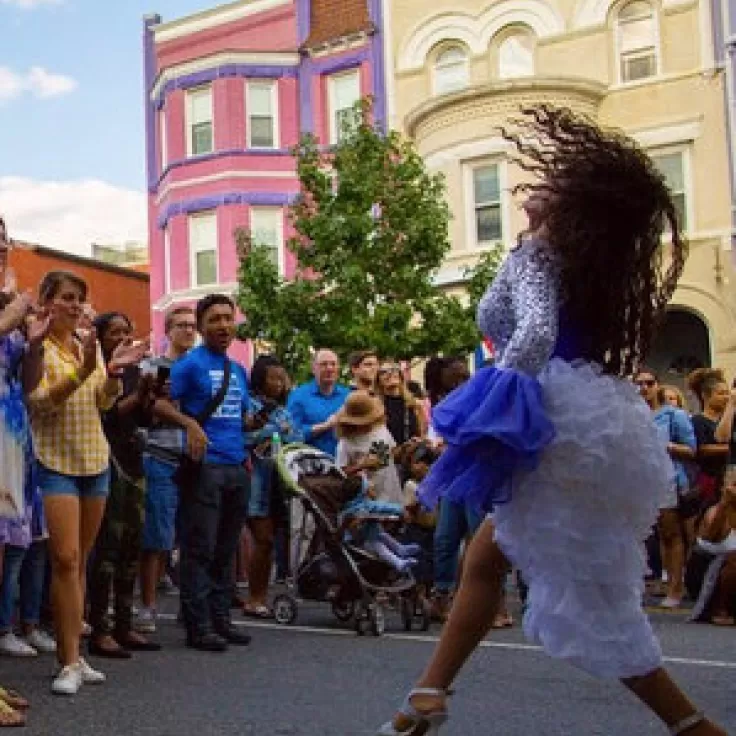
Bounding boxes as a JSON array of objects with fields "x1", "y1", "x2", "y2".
[{"x1": 501, "y1": 105, "x2": 687, "y2": 377}]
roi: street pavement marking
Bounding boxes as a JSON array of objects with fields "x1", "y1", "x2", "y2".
[{"x1": 157, "y1": 614, "x2": 736, "y2": 669}]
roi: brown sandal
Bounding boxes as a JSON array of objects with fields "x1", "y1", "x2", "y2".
[
  {"x1": 0, "y1": 699, "x2": 24, "y2": 728},
  {"x1": 0, "y1": 690, "x2": 28, "y2": 712}
]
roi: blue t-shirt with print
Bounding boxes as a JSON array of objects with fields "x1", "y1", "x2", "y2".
[{"x1": 170, "y1": 345, "x2": 249, "y2": 465}]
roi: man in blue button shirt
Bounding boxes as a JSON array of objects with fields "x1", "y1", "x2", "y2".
[
  {"x1": 287, "y1": 349, "x2": 350, "y2": 457},
  {"x1": 159, "y1": 294, "x2": 252, "y2": 652}
]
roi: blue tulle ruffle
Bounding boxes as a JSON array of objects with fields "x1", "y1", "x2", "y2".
[{"x1": 418, "y1": 365, "x2": 555, "y2": 514}]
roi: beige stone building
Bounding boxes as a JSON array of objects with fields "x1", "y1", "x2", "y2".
[{"x1": 382, "y1": 0, "x2": 735, "y2": 384}]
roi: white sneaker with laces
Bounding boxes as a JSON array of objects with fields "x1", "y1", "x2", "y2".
[
  {"x1": 0, "y1": 631, "x2": 38, "y2": 657},
  {"x1": 78, "y1": 657, "x2": 106, "y2": 684},
  {"x1": 51, "y1": 663, "x2": 83, "y2": 696},
  {"x1": 25, "y1": 628, "x2": 57, "y2": 654}
]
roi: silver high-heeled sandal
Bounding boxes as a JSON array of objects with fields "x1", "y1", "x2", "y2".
[
  {"x1": 670, "y1": 711, "x2": 705, "y2": 735},
  {"x1": 376, "y1": 687, "x2": 450, "y2": 735}
]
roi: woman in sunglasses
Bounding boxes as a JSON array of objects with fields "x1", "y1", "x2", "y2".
[
  {"x1": 636, "y1": 368, "x2": 696, "y2": 608},
  {"x1": 376, "y1": 363, "x2": 426, "y2": 448}
]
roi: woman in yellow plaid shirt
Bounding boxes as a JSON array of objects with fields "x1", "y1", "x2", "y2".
[{"x1": 28, "y1": 271, "x2": 147, "y2": 697}]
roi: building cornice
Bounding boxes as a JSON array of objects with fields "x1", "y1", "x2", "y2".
[
  {"x1": 151, "y1": 51, "x2": 300, "y2": 101},
  {"x1": 405, "y1": 77, "x2": 607, "y2": 139},
  {"x1": 153, "y1": 61, "x2": 298, "y2": 109},
  {"x1": 157, "y1": 191, "x2": 298, "y2": 229},
  {"x1": 152, "y1": 0, "x2": 292, "y2": 44}
]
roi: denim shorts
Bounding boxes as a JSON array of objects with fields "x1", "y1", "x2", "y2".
[
  {"x1": 37, "y1": 463, "x2": 110, "y2": 499},
  {"x1": 142, "y1": 455, "x2": 179, "y2": 552}
]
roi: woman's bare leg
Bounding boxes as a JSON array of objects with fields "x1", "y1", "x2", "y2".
[
  {"x1": 44, "y1": 496, "x2": 81, "y2": 666},
  {"x1": 392, "y1": 519, "x2": 506, "y2": 728},
  {"x1": 624, "y1": 669, "x2": 727, "y2": 735}
]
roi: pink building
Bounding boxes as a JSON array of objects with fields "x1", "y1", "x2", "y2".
[{"x1": 143, "y1": 0, "x2": 388, "y2": 360}]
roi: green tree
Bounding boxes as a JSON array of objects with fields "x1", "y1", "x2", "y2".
[{"x1": 235, "y1": 100, "x2": 502, "y2": 380}]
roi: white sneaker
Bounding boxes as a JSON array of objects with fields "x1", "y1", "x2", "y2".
[
  {"x1": 135, "y1": 607, "x2": 157, "y2": 633},
  {"x1": 51, "y1": 663, "x2": 83, "y2": 696},
  {"x1": 78, "y1": 657, "x2": 106, "y2": 684},
  {"x1": 25, "y1": 628, "x2": 57, "y2": 654},
  {"x1": 0, "y1": 631, "x2": 38, "y2": 657}
]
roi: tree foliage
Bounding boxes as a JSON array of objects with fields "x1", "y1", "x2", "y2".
[{"x1": 235, "y1": 100, "x2": 502, "y2": 380}]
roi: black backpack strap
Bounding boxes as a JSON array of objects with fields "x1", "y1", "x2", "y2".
[{"x1": 194, "y1": 357, "x2": 232, "y2": 427}]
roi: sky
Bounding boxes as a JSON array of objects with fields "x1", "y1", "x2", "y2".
[{"x1": 0, "y1": 0, "x2": 214, "y2": 255}]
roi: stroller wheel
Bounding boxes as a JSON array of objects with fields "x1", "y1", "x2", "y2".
[
  {"x1": 369, "y1": 604, "x2": 386, "y2": 637},
  {"x1": 400, "y1": 597, "x2": 413, "y2": 632},
  {"x1": 272, "y1": 594, "x2": 298, "y2": 626},
  {"x1": 331, "y1": 600, "x2": 355, "y2": 623}
]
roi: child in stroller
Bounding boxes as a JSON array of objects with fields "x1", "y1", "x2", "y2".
[
  {"x1": 339, "y1": 477, "x2": 421, "y2": 574},
  {"x1": 270, "y1": 446, "x2": 429, "y2": 633}
]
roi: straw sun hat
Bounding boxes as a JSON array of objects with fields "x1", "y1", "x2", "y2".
[{"x1": 336, "y1": 391, "x2": 385, "y2": 428}]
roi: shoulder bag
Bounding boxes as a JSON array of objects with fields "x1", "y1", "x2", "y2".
[{"x1": 172, "y1": 358, "x2": 232, "y2": 495}]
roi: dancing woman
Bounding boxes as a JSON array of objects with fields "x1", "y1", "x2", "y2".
[{"x1": 377, "y1": 106, "x2": 727, "y2": 736}]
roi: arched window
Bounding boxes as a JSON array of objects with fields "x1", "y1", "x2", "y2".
[
  {"x1": 498, "y1": 31, "x2": 535, "y2": 79},
  {"x1": 617, "y1": 0, "x2": 658, "y2": 83},
  {"x1": 433, "y1": 45, "x2": 469, "y2": 95}
]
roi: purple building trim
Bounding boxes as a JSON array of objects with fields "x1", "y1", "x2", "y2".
[
  {"x1": 296, "y1": 0, "x2": 310, "y2": 46},
  {"x1": 144, "y1": 15, "x2": 161, "y2": 192},
  {"x1": 368, "y1": 0, "x2": 386, "y2": 131},
  {"x1": 299, "y1": 55, "x2": 314, "y2": 133},
  {"x1": 154, "y1": 64, "x2": 299, "y2": 109},
  {"x1": 156, "y1": 147, "x2": 294, "y2": 188},
  {"x1": 158, "y1": 191, "x2": 297, "y2": 228},
  {"x1": 311, "y1": 47, "x2": 370, "y2": 74}
]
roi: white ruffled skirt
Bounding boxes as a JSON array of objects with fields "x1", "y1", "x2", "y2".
[{"x1": 493, "y1": 359, "x2": 671, "y2": 679}]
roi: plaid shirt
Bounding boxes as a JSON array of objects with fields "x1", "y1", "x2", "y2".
[{"x1": 29, "y1": 336, "x2": 119, "y2": 477}]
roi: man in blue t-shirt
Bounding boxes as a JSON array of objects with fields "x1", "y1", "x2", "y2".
[
  {"x1": 287, "y1": 349, "x2": 350, "y2": 457},
  {"x1": 160, "y1": 294, "x2": 251, "y2": 652}
]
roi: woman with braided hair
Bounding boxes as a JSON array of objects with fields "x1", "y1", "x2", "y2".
[{"x1": 376, "y1": 106, "x2": 727, "y2": 735}]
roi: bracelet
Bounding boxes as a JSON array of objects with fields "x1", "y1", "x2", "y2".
[{"x1": 65, "y1": 366, "x2": 81, "y2": 386}]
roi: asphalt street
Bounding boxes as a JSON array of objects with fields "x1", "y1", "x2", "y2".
[{"x1": 2, "y1": 596, "x2": 735, "y2": 736}]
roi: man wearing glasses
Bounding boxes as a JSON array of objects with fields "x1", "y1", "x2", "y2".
[{"x1": 136, "y1": 306, "x2": 197, "y2": 634}]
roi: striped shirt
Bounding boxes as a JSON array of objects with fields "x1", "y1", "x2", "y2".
[{"x1": 29, "y1": 336, "x2": 119, "y2": 477}]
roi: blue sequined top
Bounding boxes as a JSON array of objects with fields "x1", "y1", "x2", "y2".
[{"x1": 477, "y1": 239, "x2": 585, "y2": 375}]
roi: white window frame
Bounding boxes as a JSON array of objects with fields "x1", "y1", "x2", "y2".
[
  {"x1": 246, "y1": 79, "x2": 279, "y2": 150},
  {"x1": 159, "y1": 107, "x2": 168, "y2": 172},
  {"x1": 188, "y1": 212, "x2": 218, "y2": 287},
  {"x1": 497, "y1": 32, "x2": 535, "y2": 80},
  {"x1": 432, "y1": 45, "x2": 470, "y2": 96},
  {"x1": 327, "y1": 70, "x2": 361, "y2": 146},
  {"x1": 185, "y1": 85, "x2": 214, "y2": 158},
  {"x1": 250, "y1": 206, "x2": 285, "y2": 275},
  {"x1": 615, "y1": 0, "x2": 660, "y2": 85},
  {"x1": 163, "y1": 227, "x2": 171, "y2": 294},
  {"x1": 463, "y1": 160, "x2": 509, "y2": 251},
  {"x1": 649, "y1": 145, "x2": 693, "y2": 234}
]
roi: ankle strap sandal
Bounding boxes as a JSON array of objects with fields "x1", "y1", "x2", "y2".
[
  {"x1": 376, "y1": 688, "x2": 453, "y2": 736},
  {"x1": 670, "y1": 711, "x2": 705, "y2": 735}
]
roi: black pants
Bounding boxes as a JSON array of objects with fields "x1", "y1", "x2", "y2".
[
  {"x1": 179, "y1": 464, "x2": 249, "y2": 636},
  {"x1": 88, "y1": 470, "x2": 145, "y2": 639}
]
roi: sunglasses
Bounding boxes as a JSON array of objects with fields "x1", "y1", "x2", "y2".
[
  {"x1": 379, "y1": 364, "x2": 401, "y2": 374},
  {"x1": 635, "y1": 379, "x2": 656, "y2": 388}
]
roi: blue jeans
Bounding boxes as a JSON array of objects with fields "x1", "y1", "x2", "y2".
[
  {"x1": 0, "y1": 541, "x2": 48, "y2": 631},
  {"x1": 142, "y1": 456, "x2": 179, "y2": 552},
  {"x1": 433, "y1": 500, "x2": 483, "y2": 593},
  {"x1": 179, "y1": 464, "x2": 249, "y2": 636}
]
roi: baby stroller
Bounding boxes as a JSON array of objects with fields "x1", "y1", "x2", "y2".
[{"x1": 271, "y1": 444, "x2": 431, "y2": 636}]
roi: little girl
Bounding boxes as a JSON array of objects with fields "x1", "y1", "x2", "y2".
[{"x1": 335, "y1": 391, "x2": 402, "y2": 504}]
